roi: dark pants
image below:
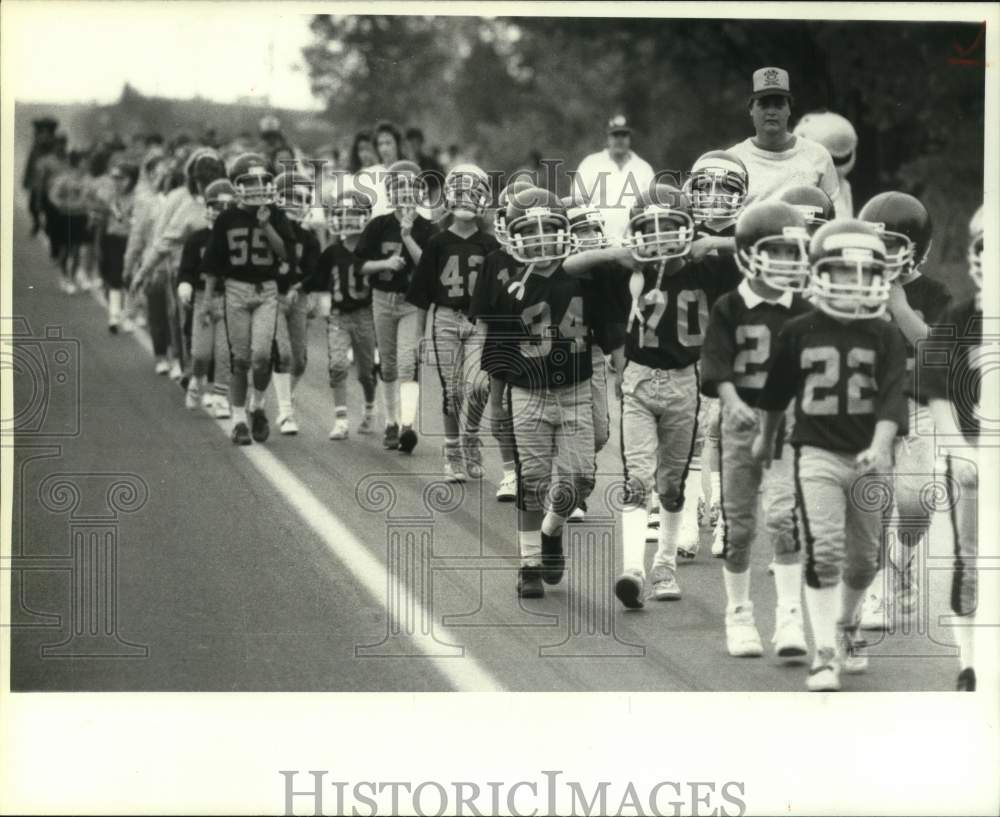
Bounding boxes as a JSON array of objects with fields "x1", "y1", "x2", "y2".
[{"x1": 99, "y1": 234, "x2": 128, "y2": 289}]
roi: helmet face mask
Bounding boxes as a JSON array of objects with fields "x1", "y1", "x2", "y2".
[
  {"x1": 276, "y1": 184, "x2": 312, "y2": 222},
  {"x1": 445, "y1": 170, "x2": 490, "y2": 216},
  {"x1": 568, "y1": 208, "x2": 608, "y2": 252},
  {"x1": 386, "y1": 173, "x2": 424, "y2": 211},
  {"x1": 811, "y1": 252, "x2": 890, "y2": 320},
  {"x1": 507, "y1": 207, "x2": 571, "y2": 264},
  {"x1": 624, "y1": 206, "x2": 695, "y2": 261},
  {"x1": 791, "y1": 205, "x2": 828, "y2": 236},
  {"x1": 493, "y1": 211, "x2": 510, "y2": 251},
  {"x1": 234, "y1": 166, "x2": 275, "y2": 207},
  {"x1": 870, "y1": 225, "x2": 915, "y2": 281},
  {"x1": 328, "y1": 194, "x2": 371, "y2": 237},
  {"x1": 739, "y1": 226, "x2": 811, "y2": 292},
  {"x1": 685, "y1": 171, "x2": 747, "y2": 222}
]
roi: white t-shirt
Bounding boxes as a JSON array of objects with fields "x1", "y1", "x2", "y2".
[
  {"x1": 573, "y1": 148, "x2": 655, "y2": 241},
  {"x1": 727, "y1": 135, "x2": 840, "y2": 206}
]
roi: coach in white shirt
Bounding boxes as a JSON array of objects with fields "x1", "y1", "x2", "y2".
[
  {"x1": 728, "y1": 67, "x2": 840, "y2": 206},
  {"x1": 573, "y1": 115, "x2": 655, "y2": 241}
]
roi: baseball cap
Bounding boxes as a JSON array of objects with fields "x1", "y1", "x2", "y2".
[
  {"x1": 750, "y1": 67, "x2": 792, "y2": 101},
  {"x1": 606, "y1": 114, "x2": 632, "y2": 135}
]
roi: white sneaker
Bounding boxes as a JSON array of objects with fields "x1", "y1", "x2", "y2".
[
  {"x1": 649, "y1": 565, "x2": 681, "y2": 600},
  {"x1": 358, "y1": 408, "x2": 376, "y2": 435},
  {"x1": 677, "y1": 510, "x2": 701, "y2": 559},
  {"x1": 63, "y1": 280, "x2": 78, "y2": 295},
  {"x1": 645, "y1": 506, "x2": 661, "y2": 543},
  {"x1": 725, "y1": 603, "x2": 764, "y2": 657},
  {"x1": 860, "y1": 592, "x2": 889, "y2": 631},
  {"x1": 184, "y1": 385, "x2": 200, "y2": 410},
  {"x1": 496, "y1": 472, "x2": 517, "y2": 502},
  {"x1": 568, "y1": 506, "x2": 586, "y2": 522},
  {"x1": 614, "y1": 569, "x2": 645, "y2": 610},
  {"x1": 329, "y1": 417, "x2": 350, "y2": 440},
  {"x1": 155, "y1": 360, "x2": 170, "y2": 376},
  {"x1": 807, "y1": 647, "x2": 841, "y2": 692},
  {"x1": 444, "y1": 459, "x2": 467, "y2": 483},
  {"x1": 710, "y1": 518, "x2": 726, "y2": 558},
  {"x1": 212, "y1": 398, "x2": 231, "y2": 420},
  {"x1": 168, "y1": 361, "x2": 183, "y2": 381},
  {"x1": 772, "y1": 605, "x2": 808, "y2": 660},
  {"x1": 201, "y1": 391, "x2": 215, "y2": 410},
  {"x1": 837, "y1": 626, "x2": 869, "y2": 674},
  {"x1": 278, "y1": 414, "x2": 299, "y2": 435}
]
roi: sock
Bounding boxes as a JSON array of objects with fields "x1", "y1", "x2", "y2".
[
  {"x1": 383, "y1": 380, "x2": 400, "y2": 426},
  {"x1": 952, "y1": 617, "x2": 975, "y2": 671},
  {"x1": 710, "y1": 471, "x2": 721, "y2": 507},
  {"x1": 772, "y1": 562, "x2": 803, "y2": 611},
  {"x1": 502, "y1": 460, "x2": 516, "y2": 479},
  {"x1": 253, "y1": 387, "x2": 268, "y2": 409},
  {"x1": 232, "y1": 406, "x2": 248, "y2": 425},
  {"x1": 188, "y1": 375, "x2": 204, "y2": 394},
  {"x1": 654, "y1": 510, "x2": 682, "y2": 570},
  {"x1": 291, "y1": 374, "x2": 300, "y2": 392},
  {"x1": 621, "y1": 505, "x2": 649, "y2": 575},
  {"x1": 364, "y1": 401, "x2": 376, "y2": 415},
  {"x1": 838, "y1": 581, "x2": 867, "y2": 629},
  {"x1": 868, "y1": 568, "x2": 886, "y2": 602},
  {"x1": 541, "y1": 512, "x2": 565, "y2": 537},
  {"x1": 108, "y1": 289, "x2": 122, "y2": 323},
  {"x1": 272, "y1": 372, "x2": 293, "y2": 416},
  {"x1": 334, "y1": 405, "x2": 348, "y2": 418},
  {"x1": 518, "y1": 529, "x2": 542, "y2": 566},
  {"x1": 445, "y1": 437, "x2": 460, "y2": 460},
  {"x1": 805, "y1": 585, "x2": 839, "y2": 654},
  {"x1": 723, "y1": 566, "x2": 751, "y2": 610},
  {"x1": 400, "y1": 380, "x2": 419, "y2": 427}
]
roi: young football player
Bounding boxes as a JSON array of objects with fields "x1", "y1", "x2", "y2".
[
  {"x1": 176, "y1": 179, "x2": 234, "y2": 417},
  {"x1": 920, "y1": 205, "x2": 982, "y2": 691},
  {"x1": 355, "y1": 160, "x2": 436, "y2": 451},
  {"x1": 856, "y1": 191, "x2": 951, "y2": 630},
  {"x1": 701, "y1": 201, "x2": 812, "y2": 657},
  {"x1": 754, "y1": 219, "x2": 908, "y2": 691},
  {"x1": 201, "y1": 152, "x2": 294, "y2": 445},
  {"x1": 475, "y1": 186, "x2": 604, "y2": 599},
  {"x1": 271, "y1": 171, "x2": 321, "y2": 435},
  {"x1": 93, "y1": 158, "x2": 139, "y2": 333},
  {"x1": 407, "y1": 164, "x2": 497, "y2": 480}
]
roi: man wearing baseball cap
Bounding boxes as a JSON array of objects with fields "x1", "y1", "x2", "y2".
[
  {"x1": 727, "y1": 67, "x2": 839, "y2": 205},
  {"x1": 573, "y1": 114, "x2": 655, "y2": 240}
]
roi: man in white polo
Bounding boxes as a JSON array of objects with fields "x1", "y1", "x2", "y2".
[
  {"x1": 573, "y1": 115, "x2": 655, "y2": 241},
  {"x1": 728, "y1": 67, "x2": 840, "y2": 205}
]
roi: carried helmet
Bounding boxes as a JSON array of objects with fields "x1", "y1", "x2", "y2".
[
  {"x1": 794, "y1": 111, "x2": 858, "y2": 176},
  {"x1": 809, "y1": 219, "x2": 890, "y2": 320},
  {"x1": 444, "y1": 163, "x2": 491, "y2": 216},
  {"x1": 228, "y1": 152, "x2": 275, "y2": 207},
  {"x1": 504, "y1": 186, "x2": 571, "y2": 264},
  {"x1": 734, "y1": 201, "x2": 811, "y2": 292},
  {"x1": 622, "y1": 184, "x2": 695, "y2": 262},
  {"x1": 683, "y1": 150, "x2": 749, "y2": 222},
  {"x1": 776, "y1": 185, "x2": 836, "y2": 235}
]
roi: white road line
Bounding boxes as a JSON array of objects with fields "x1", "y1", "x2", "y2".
[{"x1": 89, "y1": 287, "x2": 502, "y2": 691}]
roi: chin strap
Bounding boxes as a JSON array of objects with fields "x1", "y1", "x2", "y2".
[{"x1": 507, "y1": 262, "x2": 536, "y2": 301}]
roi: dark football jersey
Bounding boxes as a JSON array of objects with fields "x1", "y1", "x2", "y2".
[
  {"x1": 277, "y1": 222, "x2": 321, "y2": 294},
  {"x1": 700, "y1": 286, "x2": 813, "y2": 404},
  {"x1": 918, "y1": 294, "x2": 983, "y2": 444},
  {"x1": 305, "y1": 243, "x2": 372, "y2": 312},
  {"x1": 472, "y1": 259, "x2": 602, "y2": 389},
  {"x1": 891, "y1": 273, "x2": 953, "y2": 398},
  {"x1": 758, "y1": 309, "x2": 909, "y2": 453},
  {"x1": 695, "y1": 220, "x2": 737, "y2": 240},
  {"x1": 202, "y1": 204, "x2": 296, "y2": 284},
  {"x1": 354, "y1": 212, "x2": 436, "y2": 293},
  {"x1": 407, "y1": 227, "x2": 499, "y2": 312},
  {"x1": 470, "y1": 249, "x2": 519, "y2": 378},
  {"x1": 590, "y1": 261, "x2": 630, "y2": 354},
  {"x1": 625, "y1": 254, "x2": 742, "y2": 370},
  {"x1": 177, "y1": 227, "x2": 223, "y2": 293}
]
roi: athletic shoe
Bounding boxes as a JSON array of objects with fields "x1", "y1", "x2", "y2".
[
  {"x1": 568, "y1": 502, "x2": 587, "y2": 523},
  {"x1": 725, "y1": 604, "x2": 764, "y2": 657},
  {"x1": 184, "y1": 384, "x2": 200, "y2": 410},
  {"x1": 443, "y1": 459, "x2": 467, "y2": 483},
  {"x1": 540, "y1": 532, "x2": 565, "y2": 585},
  {"x1": 463, "y1": 436, "x2": 484, "y2": 479},
  {"x1": 516, "y1": 565, "x2": 544, "y2": 599},
  {"x1": 772, "y1": 605, "x2": 808, "y2": 659},
  {"x1": 383, "y1": 424, "x2": 400, "y2": 450},
  {"x1": 496, "y1": 472, "x2": 517, "y2": 502},
  {"x1": 201, "y1": 392, "x2": 215, "y2": 410},
  {"x1": 231, "y1": 422, "x2": 252, "y2": 446},
  {"x1": 614, "y1": 570, "x2": 645, "y2": 610},
  {"x1": 168, "y1": 361, "x2": 183, "y2": 381},
  {"x1": 120, "y1": 317, "x2": 135, "y2": 333},
  {"x1": 358, "y1": 408, "x2": 376, "y2": 435},
  {"x1": 329, "y1": 418, "x2": 349, "y2": 440},
  {"x1": 710, "y1": 519, "x2": 726, "y2": 558},
  {"x1": 837, "y1": 625, "x2": 869, "y2": 674},
  {"x1": 677, "y1": 511, "x2": 701, "y2": 559},
  {"x1": 278, "y1": 414, "x2": 299, "y2": 435},
  {"x1": 179, "y1": 375, "x2": 190, "y2": 391},
  {"x1": 154, "y1": 359, "x2": 170, "y2": 376},
  {"x1": 645, "y1": 506, "x2": 660, "y2": 543},
  {"x1": 212, "y1": 399, "x2": 231, "y2": 420},
  {"x1": 860, "y1": 591, "x2": 889, "y2": 631},
  {"x1": 649, "y1": 565, "x2": 681, "y2": 600},
  {"x1": 806, "y1": 648, "x2": 841, "y2": 692},
  {"x1": 250, "y1": 409, "x2": 270, "y2": 443},
  {"x1": 398, "y1": 425, "x2": 418, "y2": 454},
  {"x1": 956, "y1": 667, "x2": 976, "y2": 692},
  {"x1": 62, "y1": 279, "x2": 78, "y2": 295}
]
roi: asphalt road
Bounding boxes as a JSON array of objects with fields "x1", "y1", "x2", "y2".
[{"x1": 8, "y1": 198, "x2": 961, "y2": 692}]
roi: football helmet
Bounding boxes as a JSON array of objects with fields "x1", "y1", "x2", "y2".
[
  {"x1": 683, "y1": 150, "x2": 749, "y2": 222},
  {"x1": 623, "y1": 185, "x2": 695, "y2": 262},
  {"x1": 561, "y1": 197, "x2": 609, "y2": 252},
  {"x1": 809, "y1": 219, "x2": 890, "y2": 320},
  {"x1": 385, "y1": 159, "x2": 425, "y2": 210},
  {"x1": 495, "y1": 179, "x2": 534, "y2": 251},
  {"x1": 444, "y1": 163, "x2": 490, "y2": 216},
  {"x1": 203, "y1": 179, "x2": 235, "y2": 225},
  {"x1": 229, "y1": 152, "x2": 275, "y2": 207},
  {"x1": 858, "y1": 191, "x2": 932, "y2": 282},
  {"x1": 734, "y1": 201, "x2": 810, "y2": 292},
  {"x1": 776, "y1": 185, "x2": 835, "y2": 235},
  {"x1": 968, "y1": 205, "x2": 983, "y2": 289},
  {"x1": 328, "y1": 188, "x2": 374, "y2": 237},
  {"x1": 504, "y1": 186, "x2": 571, "y2": 264},
  {"x1": 274, "y1": 172, "x2": 314, "y2": 222},
  {"x1": 793, "y1": 112, "x2": 857, "y2": 177}
]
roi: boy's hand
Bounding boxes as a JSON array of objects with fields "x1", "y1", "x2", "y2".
[
  {"x1": 256, "y1": 205, "x2": 271, "y2": 225},
  {"x1": 176, "y1": 281, "x2": 193, "y2": 307},
  {"x1": 751, "y1": 434, "x2": 773, "y2": 468},
  {"x1": 385, "y1": 254, "x2": 406, "y2": 272},
  {"x1": 689, "y1": 236, "x2": 716, "y2": 262},
  {"x1": 724, "y1": 399, "x2": 758, "y2": 432},
  {"x1": 855, "y1": 445, "x2": 891, "y2": 475}
]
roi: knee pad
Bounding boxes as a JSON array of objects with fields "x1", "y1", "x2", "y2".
[
  {"x1": 230, "y1": 355, "x2": 251, "y2": 375},
  {"x1": 251, "y1": 352, "x2": 272, "y2": 375},
  {"x1": 624, "y1": 476, "x2": 652, "y2": 509},
  {"x1": 328, "y1": 366, "x2": 349, "y2": 388}
]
